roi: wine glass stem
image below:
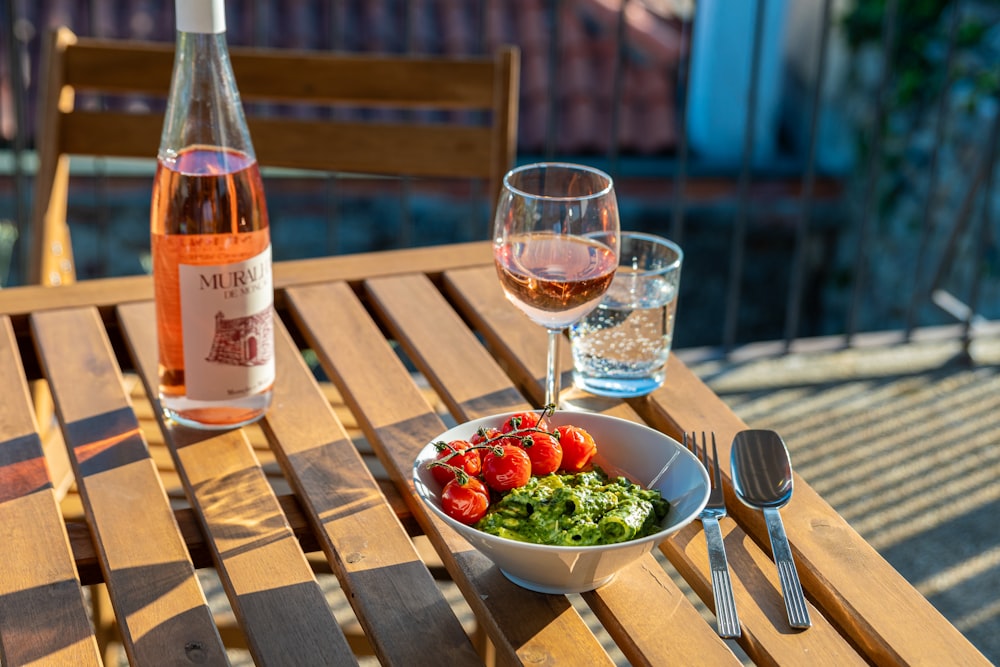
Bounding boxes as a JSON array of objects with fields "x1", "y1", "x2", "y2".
[{"x1": 545, "y1": 328, "x2": 562, "y2": 407}]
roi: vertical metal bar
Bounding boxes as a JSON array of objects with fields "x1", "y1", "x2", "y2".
[
  {"x1": 324, "y1": 0, "x2": 345, "y2": 255},
  {"x1": 90, "y1": 1, "x2": 112, "y2": 279},
  {"x1": 403, "y1": 0, "x2": 414, "y2": 68},
  {"x1": 723, "y1": 0, "x2": 767, "y2": 350},
  {"x1": 328, "y1": 0, "x2": 341, "y2": 48},
  {"x1": 784, "y1": 0, "x2": 832, "y2": 348},
  {"x1": 398, "y1": 0, "x2": 414, "y2": 248},
  {"x1": 670, "y1": 14, "x2": 692, "y2": 244},
  {"x1": 904, "y1": 0, "x2": 961, "y2": 339},
  {"x1": 607, "y1": 0, "x2": 629, "y2": 179},
  {"x1": 475, "y1": 0, "x2": 486, "y2": 55},
  {"x1": 474, "y1": 0, "x2": 489, "y2": 234},
  {"x1": 544, "y1": 0, "x2": 561, "y2": 160},
  {"x1": 477, "y1": 0, "x2": 488, "y2": 54},
  {"x1": 959, "y1": 105, "x2": 999, "y2": 356},
  {"x1": 5, "y1": 0, "x2": 30, "y2": 284},
  {"x1": 929, "y1": 125, "x2": 996, "y2": 294},
  {"x1": 846, "y1": 0, "x2": 897, "y2": 342},
  {"x1": 254, "y1": 0, "x2": 269, "y2": 45}
]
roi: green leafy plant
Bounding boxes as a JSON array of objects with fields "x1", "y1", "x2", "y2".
[
  {"x1": 834, "y1": 1, "x2": 1000, "y2": 328},
  {"x1": 842, "y1": 0, "x2": 995, "y2": 110}
]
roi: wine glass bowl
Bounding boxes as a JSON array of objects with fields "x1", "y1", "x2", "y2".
[{"x1": 493, "y1": 163, "x2": 620, "y2": 405}]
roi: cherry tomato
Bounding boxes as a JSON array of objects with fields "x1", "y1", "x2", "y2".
[
  {"x1": 481, "y1": 444, "x2": 532, "y2": 492},
  {"x1": 470, "y1": 427, "x2": 500, "y2": 445},
  {"x1": 440, "y1": 476, "x2": 490, "y2": 525},
  {"x1": 556, "y1": 425, "x2": 597, "y2": 472},
  {"x1": 518, "y1": 431, "x2": 563, "y2": 476},
  {"x1": 469, "y1": 427, "x2": 502, "y2": 461},
  {"x1": 429, "y1": 439, "x2": 482, "y2": 486},
  {"x1": 500, "y1": 411, "x2": 546, "y2": 435}
]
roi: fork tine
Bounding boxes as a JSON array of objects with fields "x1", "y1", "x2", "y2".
[
  {"x1": 709, "y1": 432, "x2": 723, "y2": 489},
  {"x1": 687, "y1": 432, "x2": 719, "y2": 489},
  {"x1": 689, "y1": 432, "x2": 703, "y2": 471},
  {"x1": 698, "y1": 432, "x2": 710, "y2": 481}
]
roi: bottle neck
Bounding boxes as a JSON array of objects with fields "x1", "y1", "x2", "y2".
[
  {"x1": 159, "y1": 28, "x2": 255, "y2": 162},
  {"x1": 175, "y1": 30, "x2": 230, "y2": 74}
]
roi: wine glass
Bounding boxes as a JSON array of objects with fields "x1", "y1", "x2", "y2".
[{"x1": 493, "y1": 162, "x2": 620, "y2": 406}]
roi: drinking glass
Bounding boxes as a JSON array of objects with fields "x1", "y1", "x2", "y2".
[
  {"x1": 569, "y1": 232, "x2": 683, "y2": 398},
  {"x1": 493, "y1": 163, "x2": 620, "y2": 406}
]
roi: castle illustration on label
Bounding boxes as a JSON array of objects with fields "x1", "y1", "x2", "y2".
[{"x1": 205, "y1": 308, "x2": 273, "y2": 366}]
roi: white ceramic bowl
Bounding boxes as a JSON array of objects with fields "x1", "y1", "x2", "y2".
[{"x1": 412, "y1": 410, "x2": 710, "y2": 594}]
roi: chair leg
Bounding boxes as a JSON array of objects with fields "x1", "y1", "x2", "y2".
[
  {"x1": 91, "y1": 584, "x2": 121, "y2": 665},
  {"x1": 33, "y1": 380, "x2": 75, "y2": 499},
  {"x1": 474, "y1": 627, "x2": 496, "y2": 667}
]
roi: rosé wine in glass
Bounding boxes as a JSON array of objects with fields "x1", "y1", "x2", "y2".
[
  {"x1": 495, "y1": 232, "x2": 617, "y2": 328},
  {"x1": 493, "y1": 163, "x2": 620, "y2": 406}
]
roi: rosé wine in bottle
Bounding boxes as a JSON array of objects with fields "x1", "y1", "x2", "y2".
[{"x1": 152, "y1": 0, "x2": 274, "y2": 429}]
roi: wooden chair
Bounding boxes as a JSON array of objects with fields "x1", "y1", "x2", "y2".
[
  {"x1": 29, "y1": 25, "x2": 519, "y2": 662},
  {"x1": 30, "y1": 26, "x2": 520, "y2": 286}
]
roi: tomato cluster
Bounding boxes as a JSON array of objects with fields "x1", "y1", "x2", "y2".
[{"x1": 428, "y1": 410, "x2": 598, "y2": 525}]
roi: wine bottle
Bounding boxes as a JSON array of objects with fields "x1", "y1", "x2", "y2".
[{"x1": 151, "y1": 0, "x2": 274, "y2": 429}]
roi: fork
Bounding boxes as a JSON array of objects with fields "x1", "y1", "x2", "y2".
[{"x1": 686, "y1": 431, "x2": 741, "y2": 638}]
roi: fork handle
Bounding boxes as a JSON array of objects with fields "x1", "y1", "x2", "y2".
[
  {"x1": 763, "y1": 507, "x2": 812, "y2": 629},
  {"x1": 702, "y1": 516, "x2": 741, "y2": 638}
]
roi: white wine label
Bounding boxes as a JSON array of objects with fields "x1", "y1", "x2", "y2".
[{"x1": 179, "y1": 245, "x2": 274, "y2": 401}]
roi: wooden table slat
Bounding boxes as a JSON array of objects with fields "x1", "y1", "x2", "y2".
[
  {"x1": 442, "y1": 265, "x2": 877, "y2": 665},
  {"x1": 0, "y1": 317, "x2": 101, "y2": 667},
  {"x1": 0, "y1": 242, "x2": 493, "y2": 339},
  {"x1": 643, "y1": 360, "x2": 994, "y2": 666},
  {"x1": 116, "y1": 301, "x2": 357, "y2": 666},
  {"x1": 661, "y1": 519, "x2": 866, "y2": 666},
  {"x1": 0, "y1": 243, "x2": 985, "y2": 667},
  {"x1": 368, "y1": 271, "x2": 755, "y2": 665},
  {"x1": 30, "y1": 307, "x2": 228, "y2": 666},
  {"x1": 260, "y1": 316, "x2": 481, "y2": 666},
  {"x1": 581, "y1": 560, "x2": 742, "y2": 666},
  {"x1": 286, "y1": 279, "x2": 616, "y2": 666},
  {"x1": 365, "y1": 271, "x2": 528, "y2": 420}
]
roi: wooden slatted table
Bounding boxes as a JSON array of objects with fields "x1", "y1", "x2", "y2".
[{"x1": 0, "y1": 241, "x2": 990, "y2": 666}]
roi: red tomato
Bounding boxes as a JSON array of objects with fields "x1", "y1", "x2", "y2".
[
  {"x1": 429, "y1": 439, "x2": 482, "y2": 486},
  {"x1": 556, "y1": 425, "x2": 597, "y2": 472},
  {"x1": 519, "y1": 431, "x2": 563, "y2": 476},
  {"x1": 440, "y1": 476, "x2": 490, "y2": 525},
  {"x1": 470, "y1": 427, "x2": 500, "y2": 445},
  {"x1": 481, "y1": 444, "x2": 532, "y2": 492},
  {"x1": 469, "y1": 427, "x2": 502, "y2": 461},
  {"x1": 500, "y1": 411, "x2": 545, "y2": 435}
]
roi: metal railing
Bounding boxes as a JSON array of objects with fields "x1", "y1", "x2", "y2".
[{"x1": 1, "y1": 0, "x2": 997, "y2": 353}]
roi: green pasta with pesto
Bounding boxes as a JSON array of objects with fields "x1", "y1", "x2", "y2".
[{"x1": 475, "y1": 467, "x2": 670, "y2": 546}]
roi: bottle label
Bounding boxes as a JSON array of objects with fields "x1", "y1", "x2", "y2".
[{"x1": 178, "y1": 245, "x2": 274, "y2": 401}]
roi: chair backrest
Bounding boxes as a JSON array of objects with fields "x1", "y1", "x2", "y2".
[{"x1": 30, "y1": 27, "x2": 520, "y2": 286}]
